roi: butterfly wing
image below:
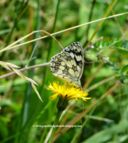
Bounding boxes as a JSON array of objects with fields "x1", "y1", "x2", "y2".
[
  {"x1": 63, "y1": 42, "x2": 84, "y2": 80},
  {"x1": 50, "y1": 42, "x2": 84, "y2": 87}
]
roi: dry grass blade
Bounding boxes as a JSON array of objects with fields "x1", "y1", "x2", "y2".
[
  {"x1": 0, "y1": 61, "x2": 43, "y2": 102},
  {"x1": 0, "y1": 61, "x2": 19, "y2": 71},
  {"x1": 0, "y1": 30, "x2": 63, "y2": 53},
  {"x1": 0, "y1": 62, "x2": 50, "y2": 79},
  {"x1": 0, "y1": 12, "x2": 128, "y2": 53}
]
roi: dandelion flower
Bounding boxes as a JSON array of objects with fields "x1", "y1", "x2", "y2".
[{"x1": 48, "y1": 82, "x2": 90, "y2": 101}]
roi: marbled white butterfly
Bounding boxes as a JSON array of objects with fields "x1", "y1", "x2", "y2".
[{"x1": 50, "y1": 42, "x2": 84, "y2": 87}]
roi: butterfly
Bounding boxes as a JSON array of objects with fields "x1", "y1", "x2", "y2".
[{"x1": 50, "y1": 42, "x2": 84, "y2": 87}]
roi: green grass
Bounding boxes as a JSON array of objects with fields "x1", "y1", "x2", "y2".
[{"x1": 0, "y1": 0, "x2": 128, "y2": 143}]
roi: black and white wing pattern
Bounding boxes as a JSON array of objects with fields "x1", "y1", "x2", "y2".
[{"x1": 50, "y1": 42, "x2": 84, "y2": 87}]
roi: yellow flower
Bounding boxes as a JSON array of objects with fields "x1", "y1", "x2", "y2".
[{"x1": 48, "y1": 82, "x2": 90, "y2": 101}]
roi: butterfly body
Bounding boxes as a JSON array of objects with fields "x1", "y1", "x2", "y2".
[{"x1": 50, "y1": 42, "x2": 84, "y2": 87}]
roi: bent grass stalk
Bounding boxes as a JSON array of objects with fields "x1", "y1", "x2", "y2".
[{"x1": 0, "y1": 12, "x2": 128, "y2": 53}]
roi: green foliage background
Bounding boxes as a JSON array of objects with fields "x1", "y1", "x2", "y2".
[{"x1": 0, "y1": 0, "x2": 128, "y2": 143}]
